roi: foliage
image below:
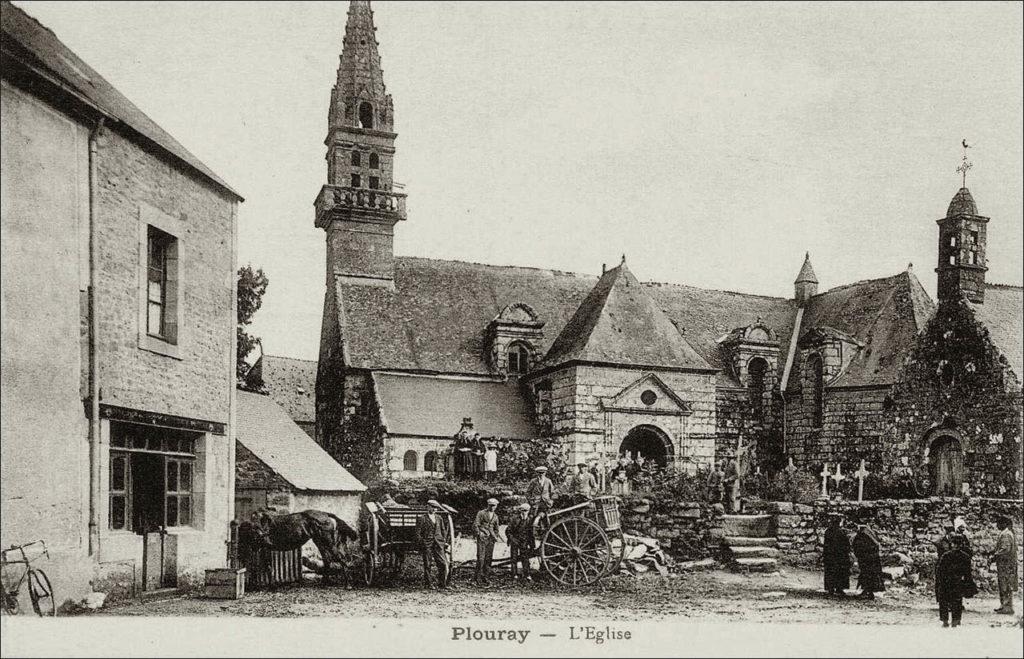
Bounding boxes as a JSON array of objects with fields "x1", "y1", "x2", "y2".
[
  {"x1": 636, "y1": 466, "x2": 714, "y2": 502},
  {"x1": 495, "y1": 436, "x2": 569, "y2": 484},
  {"x1": 236, "y1": 264, "x2": 269, "y2": 381},
  {"x1": 365, "y1": 478, "x2": 524, "y2": 530},
  {"x1": 759, "y1": 469, "x2": 820, "y2": 504}
]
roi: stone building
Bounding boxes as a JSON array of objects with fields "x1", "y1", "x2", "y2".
[
  {"x1": 314, "y1": 1, "x2": 1022, "y2": 495},
  {"x1": 1, "y1": 2, "x2": 242, "y2": 604},
  {"x1": 244, "y1": 354, "x2": 318, "y2": 438}
]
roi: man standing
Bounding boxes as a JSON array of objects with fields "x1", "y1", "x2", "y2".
[
  {"x1": 474, "y1": 498, "x2": 502, "y2": 586},
  {"x1": 935, "y1": 533, "x2": 975, "y2": 627},
  {"x1": 706, "y1": 460, "x2": 725, "y2": 505},
  {"x1": 822, "y1": 513, "x2": 851, "y2": 597},
  {"x1": 507, "y1": 503, "x2": 534, "y2": 581},
  {"x1": 723, "y1": 457, "x2": 740, "y2": 513},
  {"x1": 526, "y1": 465, "x2": 554, "y2": 517},
  {"x1": 993, "y1": 515, "x2": 1018, "y2": 615},
  {"x1": 570, "y1": 463, "x2": 598, "y2": 501},
  {"x1": 416, "y1": 500, "x2": 450, "y2": 590},
  {"x1": 934, "y1": 521, "x2": 958, "y2": 558}
]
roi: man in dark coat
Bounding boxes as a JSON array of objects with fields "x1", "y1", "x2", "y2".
[
  {"x1": 507, "y1": 503, "x2": 534, "y2": 581},
  {"x1": 935, "y1": 534, "x2": 976, "y2": 627},
  {"x1": 852, "y1": 523, "x2": 885, "y2": 599},
  {"x1": 822, "y1": 513, "x2": 851, "y2": 596},
  {"x1": 416, "y1": 500, "x2": 450, "y2": 589}
]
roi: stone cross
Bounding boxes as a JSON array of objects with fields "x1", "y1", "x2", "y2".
[
  {"x1": 784, "y1": 456, "x2": 798, "y2": 476},
  {"x1": 854, "y1": 459, "x2": 871, "y2": 502},
  {"x1": 820, "y1": 463, "x2": 830, "y2": 498},
  {"x1": 830, "y1": 463, "x2": 846, "y2": 495}
]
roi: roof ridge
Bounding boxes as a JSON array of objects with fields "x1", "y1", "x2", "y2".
[
  {"x1": 642, "y1": 279, "x2": 789, "y2": 302},
  {"x1": 263, "y1": 354, "x2": 317, "y2": 364},
  {"x1": 985, "y1": 282, "x2": 1024, "y2": 291},
  {"x1": 395, "y1": 255, "x2": 597, "y2": 280},
  {"x1": 813, "y1": 271, "x2": 904, "y2": 297}
]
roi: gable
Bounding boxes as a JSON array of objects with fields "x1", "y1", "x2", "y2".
[
  {"x1": 970, "y1": 284, "x2": 1023, "y2": 381},
  {"x1": 602, "y1": 373, "x2": 692, "y2": 416}
]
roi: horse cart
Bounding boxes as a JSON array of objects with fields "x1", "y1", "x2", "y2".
[
  {"x1": 534, "y1": 495, "x2": 625, "y2": 587},
  {"x1": 360, "y1": 502, "x2": 456, "y2": 586}
]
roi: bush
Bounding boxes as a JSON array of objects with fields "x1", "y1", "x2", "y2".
[
  {"x1": 639, "y1": 467, "x2": 714, "y2": 501},
  {"x1": 760, "y1": 469, "x2": 820, "y2": 504},
  {"x1": 495, "y1": 436, "x2": 569, "y2": 484},
  {"x1": 365, "y1": 478, "x2": 525, "y2": 531}
]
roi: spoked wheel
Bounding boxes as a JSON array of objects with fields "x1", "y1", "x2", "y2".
[
  {"x1": 28, "y1": 570, "x2": 55, "y2": 616},
  {"x1": 541, "y1": 516, "x2": 611, "y2": 587},
  {"x1": 1, "y1": 590, "x2": 20, "y2": 616},
  {"x1": 363, "y1": 548, "x2": 380, "y2": 586}
]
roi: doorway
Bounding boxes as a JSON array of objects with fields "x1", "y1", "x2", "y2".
[
  {"x1": 619, "y1": 425, "x2": 673, "y2": 468},
  {"x1": 930, "y1": 434, "x2": 964, "y2": 496}
]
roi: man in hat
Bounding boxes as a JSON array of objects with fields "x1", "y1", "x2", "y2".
[
  {"x1": 569, "y1": 463, "x2": 598, "y2": 501},
  {"x1": 706, "y1": 460, "x2": 726, "y2": 505},
  {"x1": 935, "y1": 533, "x2": 976, "y2": 627},
  {"x1": 416, "y1": 500, "x2": 451, "y2": 590},
  {"x1": 507, "y1": 502, "x2": 534, "y2": 581},
  {"x1": 526, "y1": 465, "x2": 554, "y2": 517},
  {"x1": 992, "y1": 515, "x2": 1018, "y2": 615},
  {"x1": 474, "y1": 498, "x2": 502, "y2": 586},
  {"x1": 723, "y1": 457, "x2": 741, "y2": 513},
  {"x1": 822, "y1": 513, "x2": 851, "y2": 597},
  {"x1": 935, "y1": 521, "x2": 958, "y2": 559}
]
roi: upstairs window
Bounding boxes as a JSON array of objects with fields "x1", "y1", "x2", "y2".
[
  {"x1": 359, "y1": 102, "x2": 374, "y2": 129},
  {"x1": 369, "y1": 176, "x2": 380, "y2": 190},
  {"x1": 369, "y1": 152, "x2": 380, "y2": 169},
  {"x1": 351, "y1": 151, "x2": 361, "y2": 167},
  {"x1": 748, "y1": 357, "x2": 768, "y2": 423},
  {"x1": 351, "y1": 173, "x2": 361, "y2": 188},
  {"x1": 807, "y1": 353, "x2": 824, "y2": 428},
  {"x1": 147, "y1": 226, "x2": 178, "y2": 343},
  {"x1": 507, "y1": 342, "x2": 532, "y2": 375}
]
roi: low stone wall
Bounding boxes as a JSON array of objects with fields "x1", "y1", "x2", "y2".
[
  {"x1": 619, "y1": 497, "x2": 722, "y2": 561},
  {"x1": 747, "y1": 497, "x2": 1023, "y2": 589}
]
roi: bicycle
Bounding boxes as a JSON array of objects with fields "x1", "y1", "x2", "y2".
[{"x1": 1, "y1": 540, "x2": 56, "y2": 616}]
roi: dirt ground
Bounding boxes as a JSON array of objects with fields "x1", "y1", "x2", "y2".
[{"x1": 89, "y1": 563, "x2": 1023, "y2": 629}]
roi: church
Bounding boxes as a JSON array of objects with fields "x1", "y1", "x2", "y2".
[{"x1": 313, "y1": 1, "x2": 1023, "y2": 497}]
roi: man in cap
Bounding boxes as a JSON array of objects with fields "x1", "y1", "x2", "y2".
[
  {"x1": 992, "y1": 515, "x2": 1018, "y2": 615},
  {"x1": 822, "y1": 512, "x2": 851, "y2": 597},
  {"x1": 569, "y1": 462, "x2": 598, "y2": 501},
  {"x1": 507, "y1": 502, "x2": 534, "y2": 581},
  {"x1": 526, "y1": 465, "x2": 554, "y2": 517},
  {"x1": 416, "y1": 500, "x2": 451, "y2": 590},
  {"x1": 474, "y1": 498, "x2": 502, "y2": 586}
]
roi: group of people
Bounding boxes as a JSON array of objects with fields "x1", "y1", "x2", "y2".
[
  {"x1": 705, "y1": 458, "x2": 743, "y2": 512},
  {"x1": 822, "y1": 512, "x2": 1019, "y2": 627},
  {"x1": 449, "y1": 434, "x2": 498, "y2": 480}
]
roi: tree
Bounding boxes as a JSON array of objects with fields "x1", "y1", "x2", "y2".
[{"x1": 237, "y1": 265, "x2": 269, "y2": 381}]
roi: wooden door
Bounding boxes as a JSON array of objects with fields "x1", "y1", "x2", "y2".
[{"x1": 933, "y1": 436, "x2": 963, "y2": 496}]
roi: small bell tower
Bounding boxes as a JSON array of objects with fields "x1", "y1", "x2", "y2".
[
  {"x1": 936, "y1": 144, "x2": 988, "y2": 304},
  {"x1": 315, "y1": 0, "x2": 406, "y2": 287}
]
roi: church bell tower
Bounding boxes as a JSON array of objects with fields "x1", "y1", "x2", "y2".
[
  {"x1": 315, "y1": 0, "x2": 406, "y2": 287},
  {"x1": 936, "y1": 186, "x2": 988, "y2": 305}
]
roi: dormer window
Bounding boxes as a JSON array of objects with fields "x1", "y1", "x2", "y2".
[
  {"x1": 508, "y1": 342, "x2": 531, "y2": 375},
  {"x1": 359, "y1": 102, "x2": 374, "y2": 129}
]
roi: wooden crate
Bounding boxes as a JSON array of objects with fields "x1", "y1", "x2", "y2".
[{"x1": 205, "y1": 568, "x2": 246, "y2": 599}]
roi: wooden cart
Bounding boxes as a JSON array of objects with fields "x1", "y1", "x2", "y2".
[
  {"x1": 360, "y1": 502, "x2": 456, "y2": 586},
  {"x1": 536, "y1": 495, "x2": 625, "y2": 587}
]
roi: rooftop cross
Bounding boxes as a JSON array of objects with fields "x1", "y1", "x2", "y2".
[{"x1": 956, "y1": 139, "x2": 973, "y2": 188}]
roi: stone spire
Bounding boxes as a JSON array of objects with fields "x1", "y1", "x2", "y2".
[
  {"x1": 794, "y1": 252, "x2": 818, "y2": 306},
  {"x1": 328, "y1": 0, "x2": 393, "y2": 133}
]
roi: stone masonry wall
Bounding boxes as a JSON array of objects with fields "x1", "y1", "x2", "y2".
[
  {"x1": 619, "y1": 496, "x2": 722, "y2": 561},
  {"x1": 751, "y1": 498, "x2": 1023, "y2": 590},
  {"x1": 785, "y1": 387, "x2": 889, "y2": 472},
  {"x1": 235, "y1": 442, "x2": 290, "y2": 492}
]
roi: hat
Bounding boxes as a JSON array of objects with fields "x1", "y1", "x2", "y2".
[
  {"x1": 517, "y1": 503, "x2": 531, "y2": 511},
  {"x1": 953, "y1": 516, "x2": 966, "y2": 530},
  {"x1": 426, "y1": 499, "x2": 443, "y2": 509},
  {"x1": 534, "y1": 465, "x2": 548, "y2": 472},
  {"x1": 578, "y1": 463, "x2": 588, "y2": 468},
  {"x1": 486, "y1": 498, "x2": 499, "y2": 506}
]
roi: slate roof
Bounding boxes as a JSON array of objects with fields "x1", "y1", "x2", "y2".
[
  {"x1": 971, "y1": 284, "x2": 1024, "y2": 380},
  {"x1": 543, "y1": 262, "x2": 712, "y2": 371},
  {"x1": 947, "y1": 187, "x2": 979, "y2": 217},
  {"x1": 0, "y1": 1, "x2": 242, "y2": 200},
  {"x1": 789, "y1": 270, "x2": 935, "y2": 388},
  {"x1": 236, "y1": 390, "x2": 364, "y2": 492},
  {"x1": 795, "y1": 253, "x2": 818, "y2": 283},
  {"x1": 332, "y1": 257, "x2": 799, "y2": 386},
  {"x1": 250, "y1": 355, "x2": 317, "y2": 424},
  {"x1": 372, "y1": 372, "x2": 534, "y2": 439}
]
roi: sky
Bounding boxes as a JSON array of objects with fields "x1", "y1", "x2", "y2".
[{"x1": 16, "y1": 1, "x2": 1024, "y2": 361}]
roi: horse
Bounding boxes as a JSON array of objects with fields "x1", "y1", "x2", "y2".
[{"x1": 238, "y1": 509, "x2": 363, "y2": 588}]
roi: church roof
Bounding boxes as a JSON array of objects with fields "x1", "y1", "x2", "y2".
[
  {"x1": 1, "y1": 1, "x2": 242, "y2": 201},
  {"x1": 795, "y1": 252, "x2": 818, "y2": 283},
  {"x1": 372, "y1": 372, "x2": 534, "y2": 439},
  {"x1": 330, "y1": 257, "x2": 797, "y2": 381},
  {"x1": 788, "y1": 270, "x2": 935, "y2": 389},
  {"x1": 970, "y1": 284, "x2": 1024, "y2": 380},
  {"x1": 246, "y1": 355, "x2": 317, "y2": 424},
  {"x1": 236, "y1": 391, "x2": 365, "y2": 492},
  {"x1": 946, "y1": 187, "x2": 979, "y2": 217},
  {"x1": 542, "y1": 261, "x2": 712, "y2": 371}
]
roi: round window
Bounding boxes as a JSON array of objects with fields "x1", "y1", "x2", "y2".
[{"x1": 640, "y1": 390, "x2": 658, "y2": 406}]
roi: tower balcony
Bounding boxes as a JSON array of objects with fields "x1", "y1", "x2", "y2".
[{"x1": 314, "y1": 184, "x2": 407, "y2": 228}]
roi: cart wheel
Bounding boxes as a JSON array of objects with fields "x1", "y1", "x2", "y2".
[
  {"x1": 1, "y1": 590, "x2": 20, "y2": 616},
  {"x1": 28, "y1": 570, "x2": 55, "y2": 617},
  {"x1": 541, "y1": 516, "x2": 610, "y2": 587},
  {"x1": 363, "y1": 548, "x2": 379, "y2": 586}
]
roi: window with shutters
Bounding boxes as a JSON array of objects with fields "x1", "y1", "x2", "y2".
[{"x1": 138, "y1": 204, "x2": 183, "y2": 358}]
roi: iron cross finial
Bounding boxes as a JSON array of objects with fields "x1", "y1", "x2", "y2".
[{"x1": 957, "y1": 139, "x2": 973, "y2": 188}]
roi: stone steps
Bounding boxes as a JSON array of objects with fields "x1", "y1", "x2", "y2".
[
  {"x1": 724, "y1": 536, "x2": 777, "y2": 547},
  {"x1": 734, "y1": 557, "x2": 779, "y2": 572},
  {"x1": 721, "y1": 514, "x2": 774, "y2": 538},
  {"x1": 728, "y1": 546, "x2": 779, "y2": 559}
]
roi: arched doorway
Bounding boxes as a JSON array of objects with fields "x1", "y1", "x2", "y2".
[
  {"x1": 929, "y1": 434, "x2": 963, "y2": 496},
  {"x1": 619, "y1": 425, "x2": 673, "y2": 468}
]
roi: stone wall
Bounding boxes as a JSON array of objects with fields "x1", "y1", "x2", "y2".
[
  {"x1": 785, "y1": 386, "x2": 889, "y2": 470},
  {"x1": 235, "y1": 442, "x2": 290, "y2": 491},
  {"x1": 316, "y1": 360, "x2": 388, "y2": 484},
  {"x1": 618, "y1": 496, "x2": 722, "y2": 561},
  {"x1": 752, "y1": 497, "x2": 1023, "y2": 589}
]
